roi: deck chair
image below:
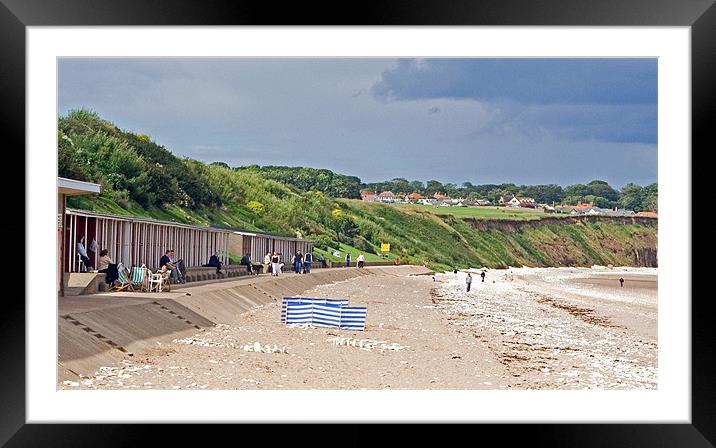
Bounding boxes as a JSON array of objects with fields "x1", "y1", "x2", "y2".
[
  {"x1": 112, "y1": 263, "x2": 131, "y2": 292},
  {"x1": 130, "y1": 266, "x2": 149, "y2": 292}
]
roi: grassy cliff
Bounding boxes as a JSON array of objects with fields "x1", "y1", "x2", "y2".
[{"x1": 60, "y1": 110, "x2": 657, "y2": 271}]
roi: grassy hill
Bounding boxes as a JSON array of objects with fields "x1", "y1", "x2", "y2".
[{"x1": 60, "y1": 110, "x2": 658, "y2": 271}]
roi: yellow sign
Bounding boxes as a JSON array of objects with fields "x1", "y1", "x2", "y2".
[{"x1": 380, "y1": 243, "x2": 391, "y2": 252}]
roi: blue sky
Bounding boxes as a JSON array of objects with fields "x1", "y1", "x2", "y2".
[{"x1": 58, "y1": 58, "x2": 657, "y2": 188}]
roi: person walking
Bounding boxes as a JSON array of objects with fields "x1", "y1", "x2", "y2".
[
  {"x1": 345, "y1": 252, "x2": 351, "y2": 268},
  {"x1": 271, "y1": 251, "x2": 281, "y2": 277},
  {"x1": 619, "y1": 277, "x2": 625, "y2": 287},
  {"x1": 303, "y1": 251, "x2": 313, "y2": 273},
  {"x1": 481, "y1": 271, "x2": 486, "y2": 283},
  {"x1": 357, "y1": 253, "x2": 365, "y2": 268},
  {"x1": 466, "y1": 273, "x2": 472, "y2": 292},
  {"x1": 318, "y1": 254, "x2": 327, "y2": 268}
]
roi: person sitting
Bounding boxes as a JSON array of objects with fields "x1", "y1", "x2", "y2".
[
  {"x1": 97, "y1": 249, "x2": 112, "y2": 273},
  {"x1": 239, "y1": 253, "x2": 253, "y2": 274},
  {"x1": 160, "y1": 249, "x2": 182, "y2": 284},
  {"x1": 203, "y1": 252, "x2": 223, "y2": 274},
  {"x1": 105, "y1": 263, "x2": 119, "y2": 285}
]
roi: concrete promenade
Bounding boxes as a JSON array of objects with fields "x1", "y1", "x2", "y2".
[{"x1": 58, "y1": 265, "x2": 432, "y2": 382}]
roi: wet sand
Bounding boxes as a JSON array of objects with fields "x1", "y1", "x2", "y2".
[
  {"x1": 574, "y1": 274, "x2": 657, "y2": 291},
  {"x1": 62, "y1": 267, "x2": 657, "y2": 390}
]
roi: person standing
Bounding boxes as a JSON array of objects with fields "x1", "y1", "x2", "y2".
[
  {"x1": 303, "y1": 251, "x2": 313, "y2": 273},
  {"x1": 271, "y1": 251, "x2": 281, "y2": 276},
  {"x1": 357, "y1": 253, "x2": 365, "y2": 268},
  {"x1": 264, "y1": 252, "x2": 272, "y2": 275},
  {"x1": 481, "y1": 271, "x2": 486, "y2": 283},
  {"x1": 345, "y1": 252, "x2": 351, "y2": 268},
  {"x1": 168, "y1": 249, "x2": 186, "y2": 283},
  {"x1": 292, "y1": 250, "x2": 303, "y2": 274},
  {"x1": 619, "y1": 277, "x2": 625, "y2": 287},
  {"x1": 466, "y1": 273, "x2": 472, "y2": 292},
  {"x1": 318, "y1": 254, "x2": 327, "y2": 268},
  {"x1": 77, "y1": 236, "x2": 92, "y2": 271}
]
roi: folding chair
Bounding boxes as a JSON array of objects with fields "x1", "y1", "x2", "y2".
[
  {"x1": 112, "y1": 264, "x2": 131, "y2": 292},
  {"x1": 130, "y1": 266, "x2": 149, "y2": 292},
  {"x1": 148, "y1": 269, "x2": 170, "y2": 292}
]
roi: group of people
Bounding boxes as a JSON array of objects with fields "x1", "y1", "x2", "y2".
[
  {"x1": 262, "y1": 250, "x2": 317, "y2": 276},
  {"x1": 77, "y1": 234, "x2": 188, "y2": 287},
  {"x1": 342, "y1": 253, "x2": 365, "y2": 268},
  {"x1": 160, "y1": 249, "x2": 186, "y2": 284},
  {"x1": 464, "y1": 270, "x2": 487, "y2": 292},
  {"x1": 291, "y1": 250, "x2": 314, "y2": 274}
]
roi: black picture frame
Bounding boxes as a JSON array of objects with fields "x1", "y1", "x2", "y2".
[{"x1": 3, "y1": 0, "x2": 709, "y2": 445}]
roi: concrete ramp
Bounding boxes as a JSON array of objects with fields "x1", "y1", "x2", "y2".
[
  {"x1": 58, "y1": 317, "x2": 131, "y2": 381},
  {"x1": 63, "y1": 302, "x2": 213, "y2": 358}
]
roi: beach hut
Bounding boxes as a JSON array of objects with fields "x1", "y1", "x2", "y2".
[{"x1": 64, "y1": 208, "x2": 231, "y2": 272}]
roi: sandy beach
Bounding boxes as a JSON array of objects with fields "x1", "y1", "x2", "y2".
[{"x1": 62, "y1": 267, "x2": 657, "y2": 390}]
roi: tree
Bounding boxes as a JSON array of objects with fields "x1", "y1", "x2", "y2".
[
  {"x1": 211, "y1": 161, "x2": 230, "y2": 169},
  {"x1": 641, "y1": 183, "x2": 658, "y2": 212},
  {"x1": 587, "y1": 180, "x2": 619, "y2": 202},
  {"x1": 618, "y1": 183, "x2": 643, "y2": 211},
  {"x1": 564, "y1": 184, "x2": 590, "y2": 201},
  {"x1": 425, "y1": 180, "x2": 444, "y2": 195},
  {"x1": 584, "y1": 195, "x2": 611, "y2": 208}
]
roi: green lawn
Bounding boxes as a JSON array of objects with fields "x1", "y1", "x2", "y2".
[
  {"x1": 313, "y1": 245, "x2": 397, "y2": 264},
  {"x1": 387, "y1": 203, "x2": 550, "y2": 220}
]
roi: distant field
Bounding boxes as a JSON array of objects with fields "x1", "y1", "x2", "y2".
[{"x1": 386, "y1": 203, "x2": 550, "y2": 220}]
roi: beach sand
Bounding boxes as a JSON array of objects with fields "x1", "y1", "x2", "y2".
[{"x1": 64, "y1": 267, "x2": 657, "y2": 390}]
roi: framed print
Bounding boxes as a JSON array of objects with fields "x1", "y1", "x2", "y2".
[{"x1": 4, "y1": 0, "x2": 711, "y2": 445}]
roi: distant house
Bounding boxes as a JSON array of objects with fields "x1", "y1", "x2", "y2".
[
  {"x1": 476, "y1": 199, "x2": 492, "y2": 206},
  {"x1": 378, "y1": 191, "x2": 396, "y2": 203},
  {"x1": 498, "y1": 194, "x2": 515, "y2": 205},
  {"x1": 361, "y1": 191, "x2": 378, "y2": 202},
  {"x1": 418, "y1": 198, "x2": 437, "y2": 205},
  {"x1": 555, "y1": 205, "x2": 577, "y2": 214},
  {"x1": 637, "y1": 211, "x2": 658, "y2": 218},
  {"x1": 434, "y1": 192, "x2": 450, "y2": 200},
  {"x1": 515, "y1": 196, "x2": 536, "y2": 208},
  {"x1": 506, "y1": 196, "x2": 522, "y2": 207},
  {"x1": 406, "y1": 192, "x2": 425, "y2": 202}
]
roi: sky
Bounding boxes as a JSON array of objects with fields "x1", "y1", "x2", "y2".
[{"x1": 58, "y1": 58, "x2": 657, "y2": 188}]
